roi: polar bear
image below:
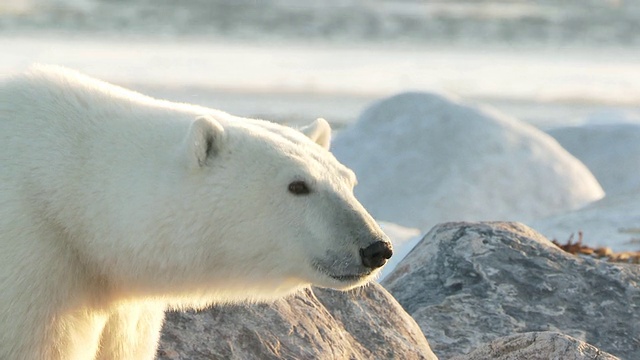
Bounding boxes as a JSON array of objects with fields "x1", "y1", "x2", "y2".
[{"x1": 0, "y1": 65, "x2": 392, "y2": 360}]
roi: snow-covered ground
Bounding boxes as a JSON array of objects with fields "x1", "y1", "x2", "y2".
[
  {"x1": 2, "y1": 1, "x2": 640, "y2": 277},
  {"x1": 3, "y1": 35, "x2": 640, "y2": 127}
]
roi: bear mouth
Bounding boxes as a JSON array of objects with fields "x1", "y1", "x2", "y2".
[
  {"x1": 328, "y1": 273, "x2": 372, "y2": 282},
  {"x1": 312, "y1": 261, "x2": 373, "y2": 283}
]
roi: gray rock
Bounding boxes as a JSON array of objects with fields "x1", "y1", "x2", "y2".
[
  {"x1": 382, "y1": 222, "x2": 640, "y2": 359},
  {"x1": 451, "y1": 331, "x2": 619, "y2": 360},
  {"x1": 158, "y1": 282, "x2": 437, "y2": 360}
]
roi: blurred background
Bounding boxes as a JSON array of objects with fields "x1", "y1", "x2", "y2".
[
  {"x1": 2, "y1": 0, "x2": 639, "y2": 129},
  {"x1": 2, "y1": 1, "x2": 640, "y2": 260}
]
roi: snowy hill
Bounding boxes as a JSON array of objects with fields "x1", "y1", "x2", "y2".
[
  {"x1": 548, "y1": 122, "x2": 640, "y2": 196},
  {"x1": 532, "y1": 119, "x2": 640, "y2": 252},
  {"x1": 332, "y1": 92, "x2": 604, "y2": 231}
]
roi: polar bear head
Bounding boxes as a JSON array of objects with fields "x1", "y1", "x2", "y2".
[{"x1": 145, "y1": 116, "x2": 392, "y2": 303}]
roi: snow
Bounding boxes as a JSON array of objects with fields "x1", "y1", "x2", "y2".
[
  {"x1": 332, "y1": 92, "x2": 604, "y2": 231},
  {"x1": 532, "y1": 193, "x2": 640, "y2": 253},
  {"x1": 548, "y1": 123, "x2": 640, "y2": 196},
  {"x1": 525, "y1": 119, "x2": 640, "y2": 253},
  {"x1": 2, "y1": 36, "x2": 640, "y2": 128}
]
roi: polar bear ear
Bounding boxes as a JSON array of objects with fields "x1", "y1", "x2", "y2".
[
  {"x1": 185, "y1": 115, "x2": 225, "y2": 169},
  {"x1": 300, "y1": 118, "x2": 331, "y2": 150}
]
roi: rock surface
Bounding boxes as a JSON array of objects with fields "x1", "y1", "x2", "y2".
[
  {"x1": 331, "y1": 92, "x2": 604, "y2": 231},
  {"x1": 158, "y1": 282, "x2": 436, "y2": 360},
  {"x1": 383, "y1": 222, "x2": 640, "y2": 359},
  {"x1": 451, "y1": 332, "x2": 619, "y2": 360}
]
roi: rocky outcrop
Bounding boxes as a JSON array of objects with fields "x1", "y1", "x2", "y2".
[
  {"x1": 383, "y1": 222, "x2": 640, "y2": 359},
  {"x1": 158, "y1": 282, "x2": 437, "y2": 360},
  {"x1": 451, "y1": 332, "x2": 620, "y2": 360}
]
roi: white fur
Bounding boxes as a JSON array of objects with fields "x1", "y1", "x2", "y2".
[
  {"x1": 0, "y1": 65, "x2": 390, "y2": 360},
  {"x1": 300, "y1": 117, "x2": 332, "y2": 150}
]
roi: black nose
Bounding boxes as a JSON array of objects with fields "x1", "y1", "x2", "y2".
[{"x1": 360, "y1": 241, "x2": 393, "y2": 269}]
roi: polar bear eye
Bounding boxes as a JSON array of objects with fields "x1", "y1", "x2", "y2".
[{"x1": 288, "y1": 180, "x2": 310, "y2": 195}]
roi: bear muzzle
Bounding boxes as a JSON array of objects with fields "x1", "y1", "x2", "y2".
[{"x1": 359, "y1": 240, "x2": 393, "y2": 269}]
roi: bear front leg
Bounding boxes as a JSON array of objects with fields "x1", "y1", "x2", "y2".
[{"x1": 96, "y1": 302, "x2": 166, "y2": 360}]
